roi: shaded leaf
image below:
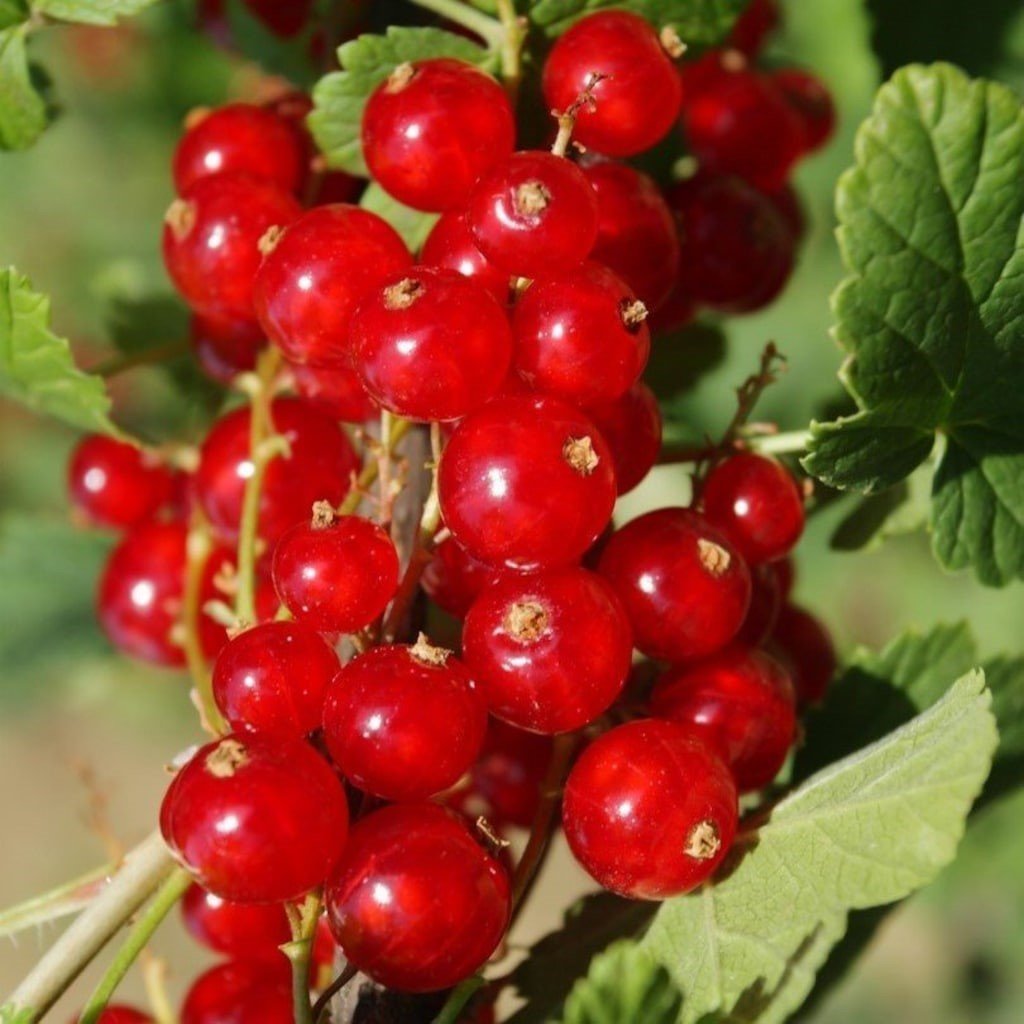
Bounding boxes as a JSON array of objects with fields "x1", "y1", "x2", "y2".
[
  {"x1": 33, "y1": 0, "x2": 157, "y2": 25},
  {"x1": 0, "y1": 0, "x2": 28, "y2": 30},
  {"x1": 0, "y1": 23, "x2": 47, "y2": 150},
  {"x1": 527, "y1": 0, "x2": 744, "y2": 44},
  {"x1": 359, "y1": 182, "x2": 439, "y2": 252}
]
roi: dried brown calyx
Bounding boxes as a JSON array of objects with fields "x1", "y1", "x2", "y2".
[
  {"x1": 410, "y1": 633, "x2": 451, "y2": 667},
  {"x1": 684, "y1": 819, "x2": 722, "y2": 861},
  {"x1": 563, "y1": 435, "x2": 600, "y2": 476},
  {"x1": 164, "y1": 199, "x2": 197, "y2": 241},
  {"x1": 618, "y1": 298, "x2": 649, "y2": 332},
  {"x1": 258, "y1": 225, "x2": 286, "y2": 256},
  {"x1": 515, "y1": 180, "x2": 552, "y2": 217},
  {"x1": 205, "y1": 738, "x2": 249, "y2": 779},
  {"x1": 384, "y1": 277, "x2": 426, "y2": 311},
  {"x1": 386, "y1": 62, "x2": 418, "y2": 93},
  {"x1": 504, "y1": 600, "x2": 549, "y2": 643},
  {"x1": 697, "y1": 538, "x2": 731, "y2": 576},
  {"x1": 311, "y1": 500, "x2": 336, "y2": 529}
]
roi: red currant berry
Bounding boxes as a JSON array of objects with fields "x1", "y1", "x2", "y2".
[
  {"x1": 422, "y1": 533, "x2": 504, "y2": 618},
  {"x1": 774, "y1": 555, "x2": 795, "y2": 600},
  {"x1": 349, "y1": 268, "x2": 514, "y2": 421},
  {"x1": 253, "y1": 204, "x2": 411, "y2": 367},
  {"x1": 181, "y1": 882, "x2": 291, "y2": 959},
  {"x1": 289, "y1": 362, "x2": 377, "y2": 422},
  {"x1": 772, "y1": 68, "x2": 837, "y2": 153},
  {"x1": 163, "y1": 174, "x2": 301, "y2": 320},
  {"x1": 563, "y1": 718, "x2": 737, "y2": 899},
  {"x1": 542, "y1": 11, "x2": 682, "y2": 157},
  {"x1": 212, "y1": 621, "x2": 340, "y2": 738},
  {"x1": 173, "y1": 103, "x2": 305, "y2": 194},
  {"x1": 272, "y1": 512, "x2": 399, "y2": 633},
  {"x1": 728, "y1": 0, "x2": 780, "y2": 56},
  {"x1": 325, "y1": 802, "x2": 511, "y2": 991},
  {"x1": 438, "y1": 395, "x2": 617, "y2": 570},
  {"x1": 470, "y1": 719, "x2": 552, "y2": 827},
  {"x1": 196, "y1": 398, "x2": 358, "y2": 545},
  {"x1": 584, "y1": 381, "x2": 662, "y2": 495},
  {"x1": 76, "y1": 1007, "x2": 152, "y2": 1024},
  {"x1": 421, "y1": 209, "x2": 509, "y2": 304},
  {"x1": 323, "y1": 636, "x2": 487, "y2": 799},
  {"x1": 512, "y1": 262, "x2": 649, "y2": 404},
  {"x1": 650, "y1": 645, "x2": 796, "y2": 791},
  {"x1": 467, "y1": 151, "x2": 598, "y2": 278},
  {"x1": 770, "y1": 603, "x2": 836, "y2": 705},
  {"x1": 598, "y1": 508, "x2": 751, "y2": 662},
  {"x1": 736, "y1": 562, "x2": 783, "y2": 646},
  {"x1": 161, "y1": 733, "x2": 348, "y2": 902},
  {"x1": 668, "y1": 174, "x2": 795, "y2": 313},
  {"x1": 463, "y1": 568, "x2": 631, "y2": 734},
  {"x1": 702, "y1": 452, "x2": 805, "y2": 565},
  {"x1": 583, "y1": 162, "x2": 681, "y2": 310},
  {"x1": 190, "y1": 313, "x2": 264, "y2": 383},
  {"x1": 362, "y1": 59, "x2": 515, "y2": 212},
  {"x1": 768, "y1": 182, "x2": 806, "y2": 240},
  {"x1": 181, "y1": 960, "x2": 291, "y2": 1024},
  {"x1": 68, "y1": 435, "x2": 175, "y2": 530}
]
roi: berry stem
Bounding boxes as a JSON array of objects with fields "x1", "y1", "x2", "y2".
[
  {"x1": 91, "y1": 339, "x2": 190, "y2": 378},
  {"x1": 494, "y1": 0, "x2": 527, "y2": 103},
  {"x1": 0, "y1": 863, "x2": 112, "y2": 940},
  {"x1": 431, "y1": 975, "x2": 486, "y2": 1024},
  {"x1": 6, "y1": 832, "x2": 177, "y2": 1022},
  {"x1": 139, "y1": 953, "x2": 176, "y2": 1024},
  {"x1": 337, "y1": 417, "x2": 413, "y2": 516},
  {"x1": 406, "y1": 0, "x2": 503, "y2": 46},
  {"x1": 312, "y1": 963, "x2": 358, "y2": 1024},
  {"x1": 748, "y1": 428, "x2": 811, "y2": 455},
  {"x1": 77, "y1": 868, "x2": 192, "y2": 1024},
  {"x1": 282, "y1": 892, "x2": 322, "y2": 1024}
]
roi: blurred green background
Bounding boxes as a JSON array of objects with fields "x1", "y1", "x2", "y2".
[{"x1": 1, "y1": 0, "x2": 1023, "y2": 1020}]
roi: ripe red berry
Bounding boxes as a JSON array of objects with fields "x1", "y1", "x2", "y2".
[
  {"x1": 349, "y1": 268, "x2": 514, "y2": 421},
  {"x1": 272, "y1": 513, "x2": 400, "y2": 633},
  {"x1": 583, "y1": 162, "x2": 681, "y2": 310},
  {"x1": 163, "y1": 174, "x2": 301, "y2": 320},
  {"x1": 181, "y1": 882, "x2": 291, "y2": 959},
  {"x1": 542, "y1": 11, "x2": 682, "y2": 157},
  {"x1": 562, "y1": 719, "x2": 737, "y2": 899},
  {"x1": 289, "y1": 361, "x2": 377, "y2": 422},
  {"x1": 463, "y1": 568, "x2": 632, "y2": 734},
  {"x1": 438, "y1": 394, "x2": 617, "y2": 570},
  {"x1": 196, "y1": 398, "x2": 358, "y2": 545},
  {"x1": 173, "y1": 103, "x2": 305, "y2": 194},
  {"x1": 467, "y1": 151, "x2": 598, "y2": 278},
  {"x1": 422, "y1": 534, "x2": 505, "y2": 618},
  {"x1": 212, "y1": 621, "x2": 339, "y2": 738},
  {"x1": 325, "y1": 802, "x2": 511, "y2": 991},
  {"x1": 728, "y1": 0, "x2": 780, "y2": 56},
  {"x1": 598, "y1": 508, "x2": 751, "y2": 662},
  {"x1": 736, "y1": 561, "x2": 783, "y2": 646},
  {"x1": 650, "y1": 645, "x2": 796, "y2": 791},
  {"x1": 583, "y1": 381, "x2": 662, "y2": 495},
  {"x1": 253, "y1": 204, "x2": 411, "y2": 367},
  {"x1": 181, "y1": 960, "x2": 291, "y2": 1024},
  {"x1": 702, "y1": 453, "x2": 805, "y2": 565},
  {"x1": 68, "y1": 435, "x2": 175, "y2": 530},
  {"x1": 421, "y1": 209, "x2": 510, "y2": 304},
  {"x1": 772, "y1": 68, "x2": 837, "y2": 153},
  {"x1": 770, "y1": 603, "x2": 837, "y2": 705},
  {"x1": 323, "y1": 637, "x2": 487, "y2": 799},
  {"x1": 470, "y1": 719, "x2": 553, "y2": 827},
  {"x1": 190, "y1": 313, "x2": 264, "y2": 383},
  {"x1": 362, "y1": 59, "x2": 515, "y2": 212},
  {"x1": 512, "y1": 262, "x2": 649, "y2": 404},
  {"x1": 668, "y1": 174, "x2": 795, "y2": 313},
  {"x1": 161, "y1": 733, "x2": 349, "y2": 902},
  {"x1": 76, "y1": 1007, "x2": 152, "y2": 1024}
]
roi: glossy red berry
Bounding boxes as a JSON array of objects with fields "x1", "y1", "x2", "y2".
[
  {"x1": 181, "y1": 882, "x2": 291, "y2": 959},
  {"x1": 650, "y1": 645, "x2": 796, "y2": 791},
  {"x1": 421, "y1": 209, "x2": 509, "y2": 303},
  {"x1": 772, "y1": 68, "x2": 837, "y2": 153},
  {"x1": 163, "y1": 174, "x2": 301, "y2": 320},
  {"x1": 323, "y1": 637, "x2": 487, "y2": 799},
  {"x1": 583, "y1": 162, "x2": 681, "y2": 310},
  {"x1": 467, "y1": 151, "x2": 598, "y2": 278},
  {"x1": 562, "y1": 719, "x2": 737, "y2": 899},
  {"x1": 212, "y1": 621, "x2": 340, "y2": 738},
  {"x1": 584, "y1": 381, "x2": 662, "y2": 495},
  {"x1": 68, "y1": 435, "x2": 175, "y2": 530},
  {"x1": 190, "y1": 313, "x2": 264, "y2": 383},
  {"x1": 289, "y1": 361, "x2": 377, "y2": 422},
  {"x1": 512, "y1": 262, "x2": 649, "y2": 404},
  {"x1": 161, "y1": 733, "x2": 348, "y2": 902},
  {"x1": 438, "y1": 394, "x2": 617, "y2": 570},
  {"x1": 173, "y1": 103, "x2": 305, "y2": 194},
  {"x1": 668, "y1": 174, "x2": 795, "y2": 313},
  {"x1": 196, "y1": 398, "x2": 358, "y2": 545},
  {"x1": 325, "y1": 802, "x2": 511, "y2": 991},
  {"x1": 272, "y1": 513, "x2": 399, "y2": 633},
  {"x1": 470, "y1": 719, "x2": 552, "y2": 827},
  {"x1": 76, "y1": 1007, "x2": 152, "y2": 1024},
  {"x1": 770, "y1": 603, "x2": 837, "y2": 705},
  {"x1": 181, "y1": 960, "x2": 291, "y2": 1024},
  {"x1": 422, "y1": 534, "x2": 504, "y2": 618},
  {"x1": 736, "y1": 561, "x2": 783, "y2": 645},
  {"x1": 253, "y1": 204, "x2": 411, "y2": 367},
  {"x1": 729, "y1": 0, "x2": 780, "y2": 56},
  {"x1": 702, "y1": 452, "x2": 805, "y2": 565},
  {"x1": 349, "y1": 268, "x2": 513, "y2": 421},
  {"x1": 598, "y1": 508, "x2": 751, "y2": 662},
  {"x1": 362, "y1": 59, "x2": 515, "y2": 212},
  {"x1": 542, "y1": 11, "x2": 682, "y2": 157},
  {"x1": 463, "y1": 568, "x2": 631, "y2": 734}
]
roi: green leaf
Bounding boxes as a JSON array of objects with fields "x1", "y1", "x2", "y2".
[
  {"x1": 830, "y1": 462, "x2": 931, "y2": 550},
  {"x1": 0, "y1": 268, "x2": 122, "y2": 437},
  {"x1": 802, "y1": 64, "x2": 1024, "y2": 584},
  {"x1": 309, "y1": 28, "x2": 495, "y2": 176},
  {"x1": 0, "y1": 0, "x2": 28, "y2": 31},
  {"x1": 0, "y1": 23, "x2": 47, "y2": 150},
  {"x1": 527, "y1": 0, "x2": 744, "y2": 44},
  {"x1": 32, "y1": 0, "x2": 157, "y2": 25},
  {"x1": 1, "y1": 1004, "x2": 35, "y2": 1024},
  {"x1": 359, "y1": 182, "x2": 439, "y2": 252},
  {"x1": 642, "y1": 671, "x2": 997, "y2": 1024},
  {"x1": 555, "y1": 941, "x2": 682, "y2": 1024}
]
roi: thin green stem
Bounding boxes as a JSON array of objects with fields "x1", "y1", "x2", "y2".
[
  {"x1": 407, "y1": 0, "x2": 502, "y2": 44},
  {"x1": 337, "y1": 417, "x2": 413, "y2": 516},
  {"x1": 77, "y1": 868, "x2": 192, "y2": 1024},
  {"x1": 494, "y1": 0, "x2": 526, "y2": 103},
  {"x1": 92, "y1": 340, "x2": 189, "y2": 378},
  {"x1": 748, "y1": 429, "x2": 811, "y2": 456},
  {"x1": 282, "y1": 893, "x2": 322, "y2": 1024},
  {"x1": 431, "y1": 976, "x2": 486, "y2": 1024},
  {"x1": 0, "y1": 864, "x2": 111, "y2": 940}
]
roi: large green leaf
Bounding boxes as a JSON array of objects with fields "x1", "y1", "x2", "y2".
[
  {"x1": 32, "y1": 0, "x2": 157, "y2": 25},
  {"x1": 309, "y1": 28, "x2": 495, "y2": 176},
  {"x1": 0, "y1": 268, "x2": 122, "y2": 437},
  {"x1": 0, "y1": 0, "x2": 28, "y2": 31},
  {"x1": 0, "y1": 23, "x2": 46, "y2": 150},
  {"x1": 641, "y1": 672, "x2": 997, "y2": 1023},
  {"x1": 803, "y1": 64, "x2": 1024, "y2": 584},
  {"x1": 527, "y1": 0, "x2": 744, "y2": 43}
]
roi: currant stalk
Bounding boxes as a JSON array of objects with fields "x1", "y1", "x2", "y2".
[{"x1": 282, "y1": 892, "x2": 323, "y2": 1024}]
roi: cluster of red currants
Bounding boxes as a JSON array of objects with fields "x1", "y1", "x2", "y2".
[{"x1": 65, "y1": 1, "x2": 837, "y2": 1002}]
